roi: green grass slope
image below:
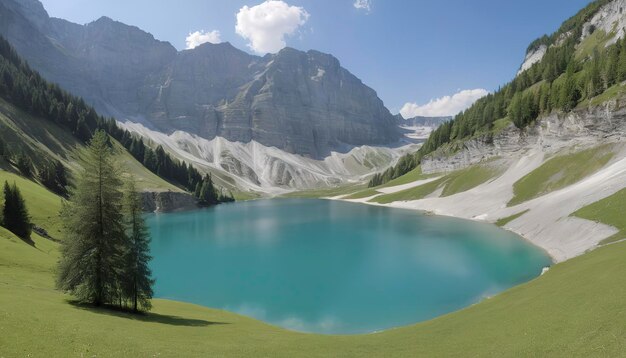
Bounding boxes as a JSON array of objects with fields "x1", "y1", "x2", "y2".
[
  {"x1": 371, "y1": 177, "x2": 446, "y2": 204},
  {"x1": 0, "y1": 98, "x2": 181, "y2": 193},
  {"x1": 496, "y1": 210, "x2": 530, "y2": 227},
  {"x1": 1, "y1": 174, "x2": 626, "y2": 356},
  {"x1": 509, "y1": 145, "x2": 615, "y2": 206},
  {"x1": 371, "y1": 164, "x2": 501, "y2": 204},
  {"x1": 0, "y1": 170, "x2": 63, "y2": 237},
  {"x1": 343, "y1": 167, "x2": 436, "y2": 200},
  {"x1": 573, "y1": 188, "x2": 626, "y2": 245},
  {"x1": 282, "y1": 182, "x2": 367, "y2": 199}
]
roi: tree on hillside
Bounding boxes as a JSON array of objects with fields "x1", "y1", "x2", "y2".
[
  {"x1": 39, "y1": 160, "x2": 69, "y2": 196},
  {"x1": 2, "y1": 181, "x2": 32, "y2": 239},
  {"x1": 198, "y1": 174, "x2": 218, "y2": 206},
  {"x1": 560, "y1": 63, "x2": 581, "y2": 112},
  {"x1": 121, "y1": 178, "x2": 154, "y2": 312},
  {"x1": 15, "y1": 153, "x2": 32, "y2": 178},
  {"x1": 57, "y1": 130, "x2": 126, "y2": 307}
]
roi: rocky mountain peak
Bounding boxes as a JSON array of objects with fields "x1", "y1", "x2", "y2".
[{"x1": 0, "y1": 0, "x2": 402, "y2": 159}]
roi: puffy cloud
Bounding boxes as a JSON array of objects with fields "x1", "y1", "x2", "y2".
[
  {"x1": 235, "y1": 0, "x2": 309, "y2": 54},
  {"x1": 400, "y1": 89, "x2": 489, "y2": 118},
  {"x1": 353, "y1": 0, "x2": 371, "y2": 12},
  {"x1": 186, "y1": 30, "x2": 222, "y2": 49}
]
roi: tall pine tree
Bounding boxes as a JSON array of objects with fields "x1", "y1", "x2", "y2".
[
  {"x1": 2, "y1": 181, "x2": 31, "y2": 239},
  {"x1": 57, "y1": 130, "x2": 126, "y2": 306},
  {"x1": 121, "y1": 177, "x2": 154, "y2": 312}
]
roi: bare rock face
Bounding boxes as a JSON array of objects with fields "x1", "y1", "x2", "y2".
[
  {"x1": 421, "y1": 100, "x2": 626, "y2": 174},
  {"x1": 0, "y1": 0, "x2": 402, "y2": 159},
  {"x1": 141, "y1": 192, "x2": 198, "y2": 213}
]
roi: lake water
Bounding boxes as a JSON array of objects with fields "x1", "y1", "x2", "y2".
[{"x1": 146, "y1": 199, "x2": 551, "y2": 334}]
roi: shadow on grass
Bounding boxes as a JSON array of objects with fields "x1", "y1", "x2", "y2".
[
  {"x1": 20, "y1": 236, "x2": 36, "y2": 247},
  {"x1": 68, "y1": 300, "x2": 229, "y2": 327}
]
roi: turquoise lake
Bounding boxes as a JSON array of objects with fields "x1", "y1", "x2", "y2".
[{"x1": 146, "y1": 199, "x2": 551, "y2": 334}]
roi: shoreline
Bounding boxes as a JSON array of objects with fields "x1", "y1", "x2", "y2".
[
  {"x1": 326, "y1": 195, "x2": 558, "y2": 264},
  {"x1": 325, "y1": 145, "x2": 626, "y2": 264}
]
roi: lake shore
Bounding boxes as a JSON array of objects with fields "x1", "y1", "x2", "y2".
[{"x1": 328, "y1": 146, "x2": 626, "y2": 263}]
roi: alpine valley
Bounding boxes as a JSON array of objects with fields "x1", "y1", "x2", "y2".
[{"x1": 3, "y1": 0, "x2": 626, "y2": 356}]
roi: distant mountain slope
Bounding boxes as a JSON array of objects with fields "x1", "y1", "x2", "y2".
[
  {"x1": 0, "y1": 0, "x2": 401, "y2": 159},
  {"x1": 395, "y1": 115, "x2": 452, "y2": 128},
  {"x1": 394, "y1": 115, "x2": 451, "y2": 141}
]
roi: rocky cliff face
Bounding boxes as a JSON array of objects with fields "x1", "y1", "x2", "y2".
[
  {"x1": 0, "y1": 0, "x2": 401, "y2": 159},
  {"x1": 421, "y1": 99, "x2": 626, "y2": 173},
  {"x1": 141, "y1": 191, "x2": 198, "y2": 213}
]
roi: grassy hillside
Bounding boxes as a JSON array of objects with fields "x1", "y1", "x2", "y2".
[
  {"x1": 342, "y1": 167, "x2": 436, "y2": 200},
  {"x1": 370, "y1": 164, "x2": 502, "y2": 204},
  {"x1": 0, "y1": 98, "x2": 181, "y2": 193},
  {"x1": 282, "y1": 182, "x2": 368, "y2": 199},
  {"x1": 371, "y1": 177, "x2": 446, "y2": 204},
  {"x1": 0, "y1": 170, "x2": 63, "y2": 237},
  {"x1": 573, "y1": 188, "x2": 626, "y2": 244},
  {"x1": 508, "y1": 145, "x2": 615, "y2": 206}
]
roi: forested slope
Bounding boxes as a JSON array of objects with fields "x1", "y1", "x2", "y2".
[{"x1": 371, "y1": 0, "x2": 625, "y2": 186}]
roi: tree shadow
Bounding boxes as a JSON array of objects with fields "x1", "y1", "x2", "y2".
[
  {"x1": 68, "y1": 300, "x2": 229, "y2": 327},
  {"x1": 19, "y1": 235, "x2": 36, "y2": 248}
]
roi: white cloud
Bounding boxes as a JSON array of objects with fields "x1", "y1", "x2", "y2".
[
  {"x1": 235, "y1": 0, "x2": 309, "y2": 54},
  {"x1": 186, "y1": 30, "x2": 222, "y2": 49},
  {"x1": 400, "y1": 89, "x2": 489, "y2": 118},
  {"x1": 353, "y1": 0, "x2": 371, "y2": 12}
]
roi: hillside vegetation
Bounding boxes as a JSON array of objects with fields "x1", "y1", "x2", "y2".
[
  {"x1": 369, "y1": 164, "x2": 502, "y2": 204},
  {"x1": 574, "y1": 188, "x2": 626, "y2": 244},
  {"x1": 508, "y1": 144, "x2": 616, "y2": 206}
]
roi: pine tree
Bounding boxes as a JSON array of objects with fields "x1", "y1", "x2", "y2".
[
  {"x1": 618, "y1": 38, "x2": 626, "y2": 81},
  {"x1": 561, "y1": 63, "x2": 581, "y2": 112},
  {"x1": 54, "y1": 160, "x2": 69, "y2": 192},
  {"x1": 57, "y1": 130, "x2": 126, "y2": 307},
  {"x1": 198, "y1": 174, "x2": 218, "y2": 206},
  {"x1": 604, "y1": 47, "x2": 619, "y2": 88},
  {"x1": 2, "y1": 181, "x2": 32, "y2": 239},
  {"x1": 121, "y1": 177, "x2": 154, "y2": 312},
  {"x1": 15, "y1": 153, "x2": 32, "y2": 178},
  {"x1": 509, "y1": 93, "x2": 524, "y2": 128}
]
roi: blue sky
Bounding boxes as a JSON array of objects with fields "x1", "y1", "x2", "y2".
[{"x1": 40, "y1": 0, "x2": 592, "y2": 116}]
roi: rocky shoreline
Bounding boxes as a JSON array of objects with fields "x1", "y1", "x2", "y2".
[{"x1": 141, "y1": 191, "x2": 199, "y2": 213}]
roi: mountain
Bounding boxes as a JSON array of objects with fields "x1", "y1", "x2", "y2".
[
  {"x1": 393, "y1": 114, "x2": 451, "y2": 141},
  {"x1": 395, "y1": 115, "x2": 452, "y2": 128},
  {"x1": 0, "y1": 0, "x2": 401, "y2": 161}
]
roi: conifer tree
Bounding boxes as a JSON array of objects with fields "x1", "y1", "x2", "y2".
[
  {"x1": 561, "y1": 63, "x2": 581, "y2": 112},
  {"x1": 121, "y1": 177, "x2": 154, "y2": 312},
  {"x1": 57, "y1": 130, "x2": 126, "y2": 306},
  {"x1": 2, "y1": 181, "x2": 32, "y2": 239},
  {"x1": 198, "y1": 174, "x2": 218, "y2": 206},
  {"x1": 15, "y1": 153, "x2": 32, "y2": 178}
]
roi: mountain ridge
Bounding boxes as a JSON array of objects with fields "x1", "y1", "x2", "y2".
[{"x1": 0, "y1": 0, "x2": 401, "y2": 159}]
